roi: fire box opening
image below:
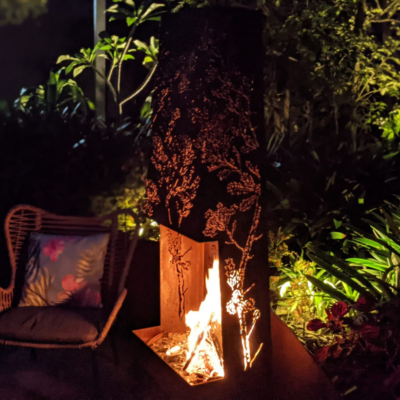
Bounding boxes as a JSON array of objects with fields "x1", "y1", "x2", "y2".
[{"x1": 133, "y1": 225, "x2": 224, "y2": 386}]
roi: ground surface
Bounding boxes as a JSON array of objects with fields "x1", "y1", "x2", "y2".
[{"x1": 0, "y1": 313, "x2": 339, "y2": 400}]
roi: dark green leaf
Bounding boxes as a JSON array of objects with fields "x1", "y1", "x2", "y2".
[
  {"x1": 304, "y1": 274, "x2": 352, "y2": 303},
  {"x1": 306, "y1": 244, "x2": 381, "y2": 299},
  {"x1": 308, "y1": 253, "x2": 371, "y2": 298}
]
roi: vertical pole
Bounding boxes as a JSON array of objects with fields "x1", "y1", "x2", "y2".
[{"x1": 94, "y1": 0, "x2": 106, "y2": 120}]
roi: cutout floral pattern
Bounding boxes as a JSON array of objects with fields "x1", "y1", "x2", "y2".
[
  {"x1": 145, "y1": 103, "x2": 200, "y2": 227},
  {"x1": 166, "y1": 229, "x2": 192, "y2": 320},
  {"x1": 194, "y1": 42, "x2": 263, "y2": 370}
]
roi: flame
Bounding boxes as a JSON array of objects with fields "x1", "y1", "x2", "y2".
[{"x1": 185, "y1": 258, "x2": 224, "y2": 378}]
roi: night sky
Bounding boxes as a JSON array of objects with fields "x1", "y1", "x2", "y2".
[{"x1": 0, "y1": 0, "x2": 93, "y2": 104}]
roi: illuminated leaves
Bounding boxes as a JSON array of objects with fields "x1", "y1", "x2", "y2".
[{"x1": 106, "y1": 1, "x2": 165, "y2": 27}]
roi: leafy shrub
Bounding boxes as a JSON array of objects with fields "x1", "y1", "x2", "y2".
[
  {"x1": 270, "y1": 231, "x2": 339, "y2": 324},
  {"x1": 56, "y1": 0, "x2": 164, "y2": 119},
  {"x1": 264, "y1": 0, "x2": 400, "y2": 245},
  {"x1": 272, "y1": 204, "x2": 400, "y2": 332},
  {"x1": 0, "y1": 112, "x2": 135, "y2": 217},
  {"x1": 14, "y1": 70, "x2": 94, "y2": 121},
  {"x1": 0, "y1": 0, "x2": 47, "y2": 26},
  {"x1": 307, "y1": 297, "x2": 400, "y2": 398},
  {"x1": 5, "y1": 1, "x2": 165, "y2": 241}
]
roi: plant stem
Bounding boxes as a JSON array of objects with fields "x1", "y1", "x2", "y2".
[
  {"x1": 119, "y1": 62, "x2": 158, "y2": 115},
  {"x1": 116, "y1": 21, "x2": 139, "y2": 112}
]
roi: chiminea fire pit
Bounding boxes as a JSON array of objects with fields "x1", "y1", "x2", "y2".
[{"x1": 133, "y1": 7, "x2": 271, "y2": 397}]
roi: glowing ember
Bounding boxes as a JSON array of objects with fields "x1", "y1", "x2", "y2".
[
  {"x1": 166, "y1": 345, "x2": 181, "y2": 355},
  {"x1": 184, "y1": 258, "x2": 224, "y2": 379}
]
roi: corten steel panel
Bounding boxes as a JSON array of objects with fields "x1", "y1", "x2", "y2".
[
  {"x1": 159, "y1": 224, "x2": 209, "y2": 333},
  {"x1": 144, "y1": 7, "x2": 271, "y2": 392}
]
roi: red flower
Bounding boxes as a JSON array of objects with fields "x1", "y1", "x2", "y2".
[
  {"x1": 325, "y1": 308, "x2": 333, "y2": 321},
  {"x1": 353, "y1": 294, "x2": 376, "y2": 313},
  {"x1": 314, "y1": 346, "x2": 330, "y2": 363},
  {"x1": 43, "y1": 239, "x2": 65, "y2": 262},
  {"x1": 62, "y1": 274, "x2": 86, "y2": 292},
  {"x1": 331, "y1": 301, "x2": 350, "y2": 318},
  {"x1": 58, "y1": 277, "x2": 101, "y2": 307},
  {"x1": 307, "y1": 319, "x2": 327, "y2": 332},
  {"x1": 307, "y1": 302, "x2": 350, "y2": 335}
]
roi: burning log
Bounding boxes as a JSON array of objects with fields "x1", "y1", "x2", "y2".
[
  {"x1": 148, "y1": 257, "x2": 224, "y2": 385},
  {"x1": 183, "y1": 313, "x2": 214, "y2": 372},
  {"x1": 183, "y1": 314, "x2": 224, "y2": 376},
  {"x1": 210, "y1": 330, "x2": 223, "y2": 367}
]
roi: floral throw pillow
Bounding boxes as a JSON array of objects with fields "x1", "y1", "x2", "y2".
[{"x1": 19, "y1": 232, "x2": 110, "y2": 308}]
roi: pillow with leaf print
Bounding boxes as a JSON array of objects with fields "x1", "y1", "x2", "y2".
[{"x1": 19, "y1": 232, "x2": 110, "y2": 308}]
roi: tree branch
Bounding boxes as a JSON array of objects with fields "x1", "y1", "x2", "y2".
[
  {"x1": 104, "y1": 63, "x2": 118, "y2": 104},
  {"x1": 371, "y1": 18, "x2": 400, "y2": 24}
]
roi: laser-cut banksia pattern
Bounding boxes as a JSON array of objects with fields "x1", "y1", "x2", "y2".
[
  {"x1": 166, "y1": 228, "x2": 193, "y2": 321},
  {"x1": 145, "y1": 15, "x2": 267, "y2": 373},
  {"x1": 195, "y1": 45, "x2": 263, "y2": 370}
]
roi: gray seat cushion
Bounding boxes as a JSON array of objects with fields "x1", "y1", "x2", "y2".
[{"x1": 0, "y1": 307, "x2": 104, "y2": 344}]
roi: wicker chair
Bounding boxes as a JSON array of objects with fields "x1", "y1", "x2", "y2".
[{"x1": 0, "y1": 204, "x2": 139, "y2": 350}]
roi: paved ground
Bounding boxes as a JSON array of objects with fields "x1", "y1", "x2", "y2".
[
  {"x1": 0, "y1": 337, "x2": 138, "y2": 400},
  {"x1": 0, "y1": 313, "x2": 339, "y2": 400}
]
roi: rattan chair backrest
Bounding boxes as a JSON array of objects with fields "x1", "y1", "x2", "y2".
[{"x1": 4, "y1": 205, "x2": 139, "y2": 310}]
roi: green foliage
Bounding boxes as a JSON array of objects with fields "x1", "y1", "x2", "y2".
[
  {"x1": 107, "y1": 0, "x2": 165, "y2": 25},
  {"x1": 377, "y1": 108, "x2": 400, "y2": 140},
  {"x1": 277, "y1": 204, "x2": 400, "y2": 327},
  {"x1": 91, "y1": 171, "x2": 159, "y2": 241},
  {"x1": 272, "y1": 206, "x2": 400, "y2": 325},
  {"x1": 0, "y1": 0, "x2": 47, "y2": 26},
  {"x1": 14, "y1": 70, "x2": 94, "y2": 120},
  {"x1": 54, "y1": 1, "x2": 164, "y2": 118},
  {"x1": 344, "y1": 203, "x2": 400, "y2": 290},
  {"x1": 0, "y1": 111, "x2": 133, "y2": 280},
  {"x1": 270, "y1": 231, "x2": 340, "y2": 323},
  {"x1": 3, "y1": 0, "x2": 165, "y2": 250},
  {"x1": 307, "y1": 244, "x2": 385, "y2": 300},
  {"x1": 172, "y1": 0, "x2": 263, "y2": 10},
  {"x1": 91, "y1": 96, "x2": 159, "y2": 241},
  {"x1": 279, "y1": 0, "x2": 400, "y2": 128},
  {"x1": 134, "y1": 37, "x2": 159, "y2": 69},
  {"x1": 264, "y1": 0, "x2": 400, "y2": 246}
]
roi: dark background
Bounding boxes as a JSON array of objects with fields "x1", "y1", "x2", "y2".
[{"x1": 0, "y1": 0, "x2": 94, "y2": 105}]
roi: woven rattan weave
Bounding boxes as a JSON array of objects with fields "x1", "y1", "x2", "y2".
[{"x1": 0, "y1": 204, "x2": 139, "y2": 349}]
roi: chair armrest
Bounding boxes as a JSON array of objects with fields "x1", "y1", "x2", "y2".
[
  {"x1": 94, "y1": 288, "x2": 128, "y2": 347},
  {"x1": 0, "y1": 287, "x2": 13, "y2": 312}
]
